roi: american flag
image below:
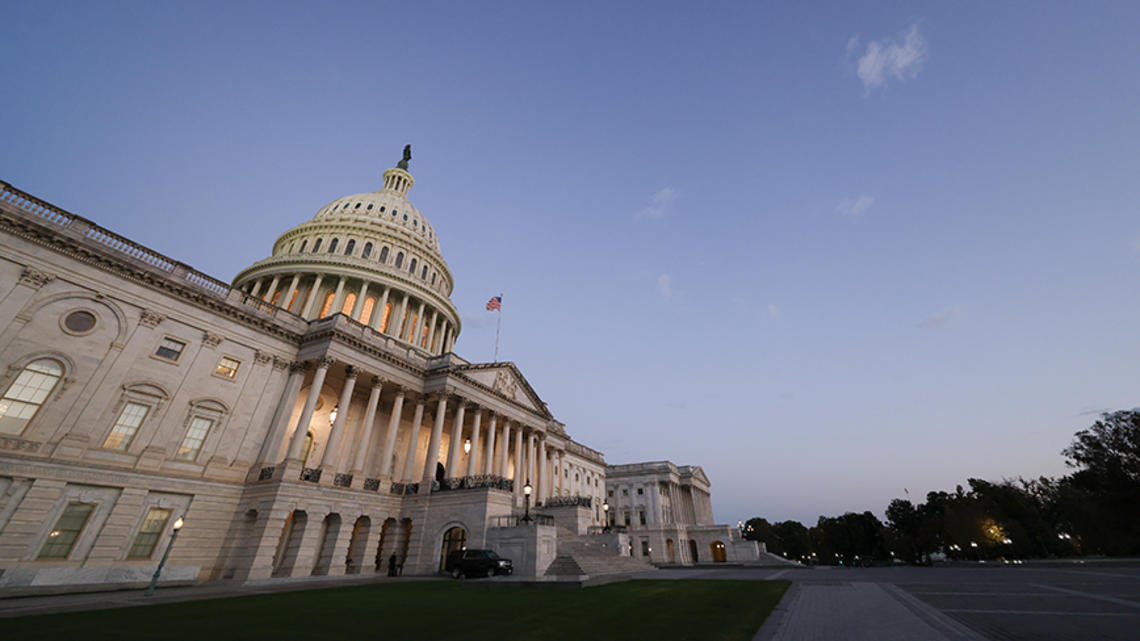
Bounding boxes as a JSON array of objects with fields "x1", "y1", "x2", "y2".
[{"x1": 486, "y1": 295, "x2": 502, "y2": 311}]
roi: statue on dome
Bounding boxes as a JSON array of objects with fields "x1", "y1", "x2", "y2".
[{"x1": 397, "y1": 144, "x2": 411, "y2": 170}]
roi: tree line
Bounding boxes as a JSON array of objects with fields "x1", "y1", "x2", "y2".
[{"x1": 744, "y1": 410, "x2": 1140, "y2": 564}]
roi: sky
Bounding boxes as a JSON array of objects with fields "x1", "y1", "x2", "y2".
[{"x1": 3, "y1": 1, "x2": 1139, "y2": 526}]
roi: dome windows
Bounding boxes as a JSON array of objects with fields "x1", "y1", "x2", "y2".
[
  {"x1": 395, "y1": 252, "x2": 404, "y2": 269},
  {"x1": 379, "y1": 246, "x2": 389, "y2": 263},
  {"x1": 299, "y1": 239, "x2": 308, "y2": 252},
  {"x1": 380, "y1": 206, "x2": 386, "y2": 213},
  {"x1": 403, "y1": 214, "x2": 408, "y2": 222},
  {"x1": 345, "y1": 239, "x2": 355, "y2": 255},
  {"x1": 409, "y1": 258, "x2": 417, "y2": 274},
  {"x1": 421, "y1": 265, "x2": 427, "y2": 280},
  {"x1": 313, "y1": 239, "x2": 322, "y2": 252},
  {"x1": 328, "y1": 238, "x2": 339, "y2": 253},
  {"x1": 367, "y1": 203, "x2": 373, "y2": 211},
  {"x1": 354, "y1": 203, "x2": 361, "y2": 209},
  {"x1": 362, "y1": 242, "x2": 373, "y2": 259}
]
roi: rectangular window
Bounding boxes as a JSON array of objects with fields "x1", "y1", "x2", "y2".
[
  {"x1": 155, "y1": 338, "x2": 186, "y2": 361},
  {"x1": 215, "y1": 357, "x2": 241, "y2": 379},
  {"x1": 38, "y1": 502, "x2": 95, "y2": 559},
  {"x1": 622, "y1": 489, "x2": 628, "y2": 496},
  {"x1": 176, "y1": 417, "x2": 213, "y2": 461},
  {"x1": 637, "y1": 487, "x2": 644, "y2": 495},
  {"x1": 127, "y1": 507, "x2": 172, "y2": 559},
  {"x1": 641, "y1": 540, "x2": 650, "y2": 557},
  {"x1": 640, "y1": 510, "x2": 647, "y2": 525},
  {"x1": 607, "y1": 490, "x2": 613, "y2": 497},
  {"x1": 103, "y1": 402, "x2": 149, "y2": 450},
  {"x1": 624, "y1": 512, "x2": 631, "y2": 526}
]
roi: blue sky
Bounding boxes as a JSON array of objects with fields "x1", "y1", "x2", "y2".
[{"x1": 4, "y1": 1, "x2": 1139, "y2": 525}]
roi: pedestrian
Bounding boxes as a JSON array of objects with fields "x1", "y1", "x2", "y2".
[{"x1": 387, "y1": 553, "x2": 398, "y2": 577}]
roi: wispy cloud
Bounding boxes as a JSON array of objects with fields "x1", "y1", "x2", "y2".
[
  {"x1": 851, "y1": 23, "x2": 928, "y2": 93},
  {"x1": 916, "y1": 306, "x2": 961, "y2": 329},
  {"x1": 636, "y1": 187, "x2": 678, "y2": 219},
  {"x1": 657, "y1": 273, "x2": 672, "y2": 300},
  {"x1": 835, "y1": 195, "x2": 874, "y2": 217},
  {"x1": 767, "y1": 303, "x2": 780, "y2": 319}
]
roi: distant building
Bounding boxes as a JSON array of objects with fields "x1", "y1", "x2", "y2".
[{"x1": 0, "y1": 152, "x2": 756, "y2": 594}]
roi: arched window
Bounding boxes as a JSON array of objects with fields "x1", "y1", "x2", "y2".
[
  {"x1": 328, "y1": 238, "x2": 339, "y2": 253},
  {"x1": 362, "y1": 242, "x2": 373, "y2": 259},
  {"x1": 379, "y1": 302, "x2": 392, "y2": 333},
  {"x1": 379, "y1": 246, "x2": 389, "y2": 263},
  {"x1": 300, "y1": 431, "x2": 314, "y2": 465},
  {"x1": 361, "y1": 297, "x2": 376, "y2": 325},
  {"x1": 421, "y1": 266, "x2": 428, "y2": 280},
  {"x1": 299, "y1": 239, "x2": 308, "y2": 253},
  {"x1": 409, "y1": 258, "x2": 417, "y2": 274},
  {"x1": 345, "y1": 239, "x2": 355, "y2": 255},
  {"x1": 287, "y1": 242, "x2": 295, "y2": 254},
  {"x1": 395, "y1": 252, "x2": 404, "y2": 269},
  {"x1": 312, "y1": 238, "x2": 322, "y2": 252},
  {"x1": 341, "y1": 293, "x2": 356, "y2": 316},
  {"x1": 439, "y1": 526, "x2": 467, "y2": 571},
  {"x1": 319, "y1": 291, "x2": 335, "y2": 318},
  {"x1": 431, "y1": 273, "x2": 436, "y2": 285},
  {"x1": 0, "y1": 358, "x2": 63, "y2": 435},
  {"x1": 421, "y1": 324, "x2": 429, "y2": 348}
]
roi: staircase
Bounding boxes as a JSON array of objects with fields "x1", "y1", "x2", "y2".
[{"x1": 545, "y1": 526, "x2": 658, "y2": 577}]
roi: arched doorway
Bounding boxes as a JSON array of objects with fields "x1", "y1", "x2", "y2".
[
  {"x1": 666, "y1": 539, "x2": 676, "y2": 563},
  {"x1": 439, "y1": 525, "x2": 467, "y2": 571},
  {"x1": 710, "y1": 541, "x2": 727, "y2": 563},
  {"x1": 273, "y1": 510, "x2": 307, "y2": 577},
  {"x1": 435, "y1": 461, "x2": 446, "y2": 485},
  {"x1": 375, "y1": 518, "x2": 394, "y2": 572},
  {"x1": 345, "y1": 516, "x2": 370, "y2": 574},
  {"x1": 688, "y1": 539, "x2": 699, "y2": 564},
  {"x1": 312, "y1": 513, "x2": 342, "y2": 575}
]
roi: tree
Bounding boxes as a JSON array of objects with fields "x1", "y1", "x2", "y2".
[{"x1": 1063, "y1": 410, "x2": 1140, "y2": 487}]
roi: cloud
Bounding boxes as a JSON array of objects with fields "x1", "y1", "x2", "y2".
[
  {"x1": 835, "y1": 195, "x2": 874, "y2": 217},
  {"x1": 636, "y1": 187, "x2": 678, "y2": 219},
  {"x1": 852, "y1": 23, "x2": 928, "y2": 92},
  {"x1": 916, "y1": 306, "x2": 961, "y2": 329},
  {"x1": 767, "y1": 303, "x2": 780, "y2": 319},
  {"x1": 656, "y1": 273, "x2": 672, "y2": 300}
]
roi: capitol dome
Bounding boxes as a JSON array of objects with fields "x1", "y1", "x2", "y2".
[{"x1": 232, "y1": 147, "x2": 461, "y2": 355}]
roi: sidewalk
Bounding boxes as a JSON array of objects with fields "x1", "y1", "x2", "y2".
[{"x1": 0, "y1": 574, "x2": 441, "y2": 619}]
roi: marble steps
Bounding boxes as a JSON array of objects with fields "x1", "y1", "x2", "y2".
[{"x1": 548, "y1": 525, "x2": 657, "y2": 577}]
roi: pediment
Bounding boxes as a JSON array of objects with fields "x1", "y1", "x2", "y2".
[{"x1": 454, "y1": 362, "x2": 549, "y2": 417}]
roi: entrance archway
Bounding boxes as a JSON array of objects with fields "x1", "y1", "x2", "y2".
[
  {"x1": 688, "y1": 539, "x2": 699, "y2": 564},
  {"x1": 666, "y1": 539, "x2": 676, "y2": 563},
  {"x1": 439, "y1": 525, "x2": 467, "y2": 571},
  {"x1": 710, "y1": 540, "x2": 727, "y2": 563},
  {"x1": 272, "y1": 510, "x2": 308, "y2": 577},
  {"x1": 345, "y1": 516, "x2": 370, "y2": 574},
  {"x1": 312, "y1": 513, "x2": 342, "y2": 575}
]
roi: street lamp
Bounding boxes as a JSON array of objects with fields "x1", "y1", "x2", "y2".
[
  {"x1": 602, "y1": 501, "x2": 610, "y2": 532},
  {"x1": 522, "y1": 479, "x2": 533, "y2": 523},
  {"x1": 144, "y1": 516, "x2": 184, "y2": 596},
  {"x1": 737, "y1": 520, "x2": 744, "y2": 537},
  {"x1": 463, "y1": 439, "x2": 471, "y2": 454}
]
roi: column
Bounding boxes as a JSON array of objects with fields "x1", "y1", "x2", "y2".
[
  {"x1": 466, "y1": 408, "x2": 482, "y2": 477},
  {"x1": 401, "y1": 397, "x2": 426, "y2": 482},
  {"x1": 425, "y1": 311, "x2": 439, "y2": 353},
  {"x1": 410, "y1": 300, "x2": 426, "y2": 343},
  {"x1": 329, "y1": 276, "x2": 347, "y2": 316},
  {"x1": 422, "y1": 394, "x2": 449, "y2": 484},
  {"x1": 351, "y1": 281, "x2": 369, "y2": 320},
  {"x1": 482, "y1": 412, "x2": 497, "y2": 475},
  {"x1": 261, "y1": 275, "x2": 281, "y2": 302},
  {"x1": 349, "y1": 377, "x2": 384, "y2": 478},
  {"x1": 444, "y1": 398, "x2": 467, "y2": 480},
  {"x1": 648, "y1": 481, "x2": 660, "y2": 525},
  {"x1": 512, "y1": 424, "x2": 524, "y2": 498},
  {"x1": 283, "y1": 274, "x2": 301, "y2": 312},
  {"x1": 557, "y1": 451, "x2": 565, "y2": 496},
  {"x1": 498, "y1": 420, "x2": 512, "y2": 477},
  {"x1": 377, "y1": 386, "x2": 406, "y2": 477},
  {"x1": 249, "y1": 278, "x2": 263, "y2": 298},
  {"x1": 438, "y1": 324, "x2": 450, "y2": 354},
  {"x1": 300, "y1": 274, "x2": 324, "y2": 318},
  {"x1": 392, "y1": 293, "x2": 409, "y2": 337},
  {"x1": 371, "y1": 286, "x2": 390, "y2": 331},
  {"x1": 285, "y1": 358, "x2": 332, "y2": 462},
  {"x1": 537, "y1": 437, "x2": 547, "y2": 502},
  {"x1": 527, "y1": 431, "x2": 537, "y2": 488},
  {"x1": 256, "y1": 361, "x2": 307, "y2": 464},
  {"x1": 318, "y1": 366, "x2": 358, "y2": 470}
]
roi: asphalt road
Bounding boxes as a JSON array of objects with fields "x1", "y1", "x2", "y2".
[{"x1": 649, "y1": 564, "x2": 1140, "y2": 641}]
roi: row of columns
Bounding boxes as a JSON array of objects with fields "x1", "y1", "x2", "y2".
[
  {"x1": 273, "y1": 358, "x2": 563, "y2": 504},
  {"x1": 245, "y1": 273, "x2": 456, "y2": 355}
]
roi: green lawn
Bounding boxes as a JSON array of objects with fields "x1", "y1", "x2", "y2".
[{"x1": 0, "y1": 579, "x2": 789, "y2": 641}]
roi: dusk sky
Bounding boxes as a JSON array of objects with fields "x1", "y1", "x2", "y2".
[{"x1": 3, "y1": 1, "x2": 1139, "y2": 526}]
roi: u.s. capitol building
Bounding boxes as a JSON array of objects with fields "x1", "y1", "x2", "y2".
[{"x1": 0, "y1": 150, "x2": 759, "y2": 593}]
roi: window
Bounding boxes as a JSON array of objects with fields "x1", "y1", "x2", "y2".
[
  {"x1": 155, "y1": 338, "x2": 186, "y2": 361},
  {"x1": 409, "y1": 258, "x2": 417, "y2": 274},
  {"x1": 63, "y1": 310, "x2": 96, "y2": 334},
  {"x1": 362, "y1": 242, "x2": 373, "y2": 259},
  {"x1": 319, "y1": 291, "x2": 335, "y2": 317},
  {"x1": 312, "y1": 238, "x2": 322, "y2": 252},
  {"x1": 395, "y1": 252, "x2": 404, "y2": 268},
  {"x1": 367, "y1": 203, "x2": 373, "y2": 211},
  {"x1": 345, "y1": 239, "x2": 355, "y2": 255},
  {"x1": 38, "y1": 502, "x2": 95, "y2": 559},
  {"x1": 328, "y1": 238, "x2": 339, "y2": 253},
  {"x1": 430, "y1": 273, "x2": 436, "y2": 285},
  {"x1": 0, "y1": 358, "x2": 63, "y2": 435},
  {"x1": 379, "y1": 246, "x2": 389, "y2": 263},
  {"x1": 608, "y1": 490, "x2": 613, "y2": 497},
  {"x1": 127, "y1": 507, "x2": 172, "y2": 558},
  {"x1": 341, "y1": 293, "x2": 356, "y2": 315},
  {"x1": 637, "y1": 488, "x2": 644, "y2": 495},
  {"x1": 639, "y1": 511, "x2": 647, "y2": 525},
  {"x1": 176, "y1": 417, "x2": 212, "y2": 460},
  {"x1": 299, "y1": 240, "x2": 307, "y2": 252},
  {"x1": 379, "y1": 302, "x2": 392, "y2": 333},
  {"x1": 380, "y1": 206, "x2": 386, "y2": 212},
  {"x1": 622, "y1": 489, "x2": 629, "y2": 496},
  {"x1": 421, "y1": 266, "x2": 427, "y2": 280},
  {"x1": 624, "y1": 512, "x2": 631, "y2": 526},
  {"x1": 215, "y1": 357, "x2": 241, "y2": 379},
  {"x1": 354, "y1": 202, "x2": 361, "y2": 209},
  {"x1": 361, "y1": 297, "x2": 376, "y2": 325},
  {"x1": 641, "y1": 540, "x2": 650, "y2": 557},
  {"x1": 103, "y1": 402, "x2": 149, "y2": 450}
]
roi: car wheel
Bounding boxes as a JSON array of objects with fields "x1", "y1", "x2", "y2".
[{"x1": 450, "y1": 567, "x2": 463, "y2": 580}]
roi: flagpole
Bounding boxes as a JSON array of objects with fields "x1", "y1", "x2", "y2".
[{"x1": 493, "y1": 293, "x2": 502, "y2": 362}]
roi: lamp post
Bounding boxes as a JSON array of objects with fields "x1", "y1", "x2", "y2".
[
  {"x1": 144, "y1": 516, "x2": 184, "y2": 596},
  {"x1": 522, "y1": 479, "x2": 533, "y2": 523},
  {"x1": 737, "y1": 520, "x2": 744, "y2": 537},
  {"x1": 602, "y1": 501, "x2": 610, "y2": 532}
]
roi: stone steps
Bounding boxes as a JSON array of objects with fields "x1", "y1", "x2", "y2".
[{"x1": 547, "y1": 525, "x2": 657, "y2": 577}]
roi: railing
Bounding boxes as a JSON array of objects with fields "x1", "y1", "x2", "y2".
[
  {"x1": 333, "y1": 473, "x2": 353, "y2": 488},
  {"x1": 541, "y1": 495, "x2": 592, "y2": 508},
  {"x1": 389, "y1": 481, "x2": 421, "y2": 495},
  {"x1": 587, "y1": 524, "x2": 628, "y2": 535},
  {"x1": 257, "y1": 466, "x2": 275, "y2": 481},
  {"x1": 435, "y1": 475, "x2": 513, "y2": 493},
  {"x1": 363, "y1": 478, "x2": 381, "y2": 492},
  {"x1": 489, "y1": 514, "x2": 556, "y2": 528},
  {"x1": 300, "y1": 467, "x2": 322, "y2": 483}
]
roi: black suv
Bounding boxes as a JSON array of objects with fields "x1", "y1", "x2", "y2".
[{"x1": 445, "y1": 549, "x2": 513, "y2": 578}]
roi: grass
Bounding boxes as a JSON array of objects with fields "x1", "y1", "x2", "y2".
[{"x1": 0, "y1": 579, "x2": 789, "y2": 641}]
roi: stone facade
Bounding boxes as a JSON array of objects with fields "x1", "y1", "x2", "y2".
[{"x1": 0, "y1": 156, "x2": 746, "y2": 594}]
